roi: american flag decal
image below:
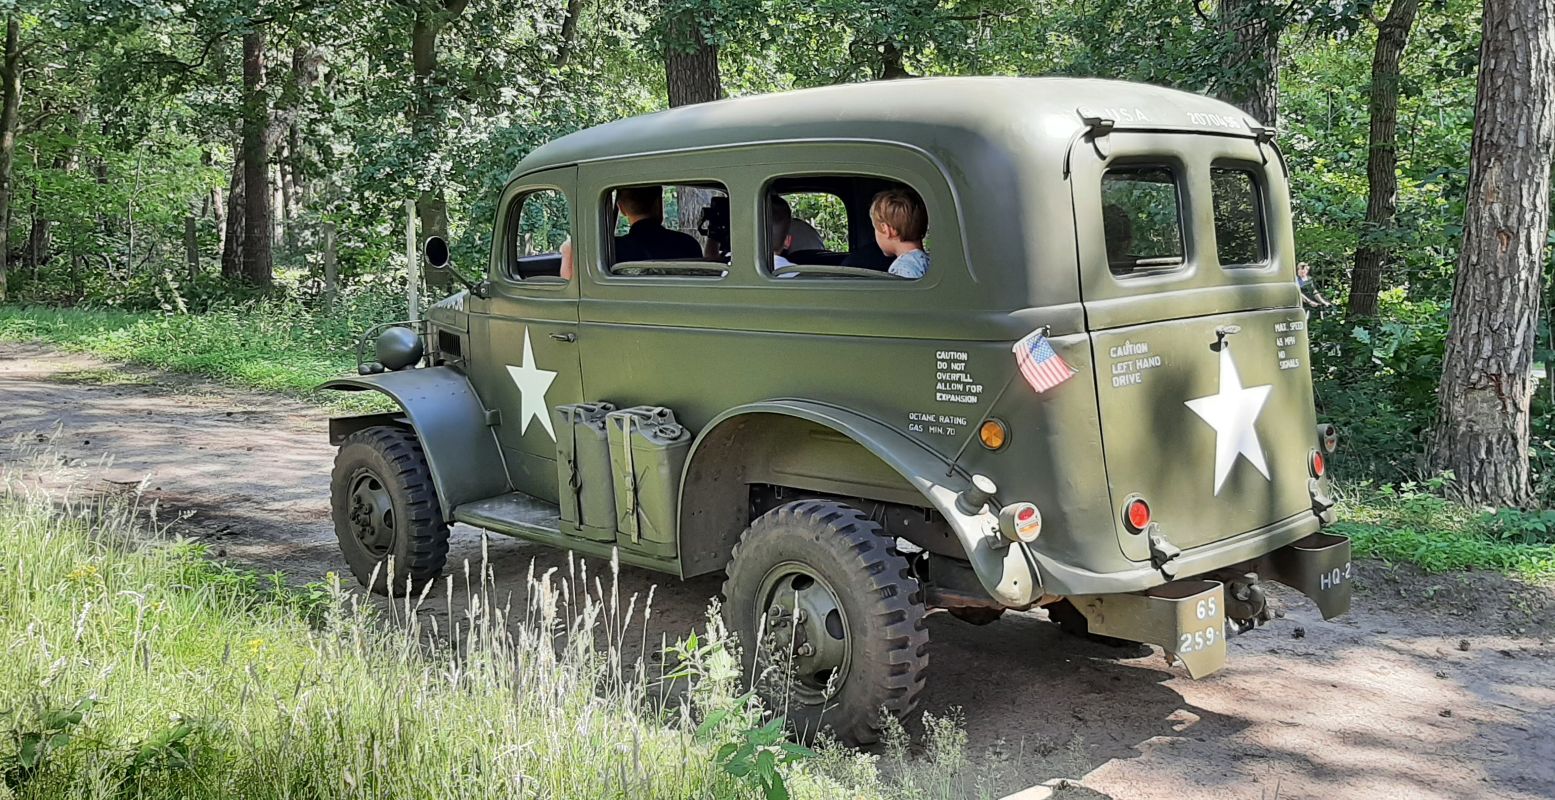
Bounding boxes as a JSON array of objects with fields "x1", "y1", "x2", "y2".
[{"x1": 1013, "y1": 329, "x2": 1077, "y2": 393}]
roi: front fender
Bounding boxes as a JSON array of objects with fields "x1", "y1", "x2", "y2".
[
  {"x1": 681, "y1": 399, "x2": 1042, "y2": 607},
  {"x1": 320, "y1": 367, "x2": 509, "y2": 519}
]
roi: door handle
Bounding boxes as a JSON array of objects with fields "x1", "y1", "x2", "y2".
[{"x1": 549, "y1": 332, "x2": 576, "y2": 343}]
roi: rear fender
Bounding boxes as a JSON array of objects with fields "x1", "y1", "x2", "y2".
[
  {"x1": 678, "y1": 399, "x2": 1042, "y2": 607},
  {"x1": 320, "y1": 367, "x2": 510, "y2": 520}
]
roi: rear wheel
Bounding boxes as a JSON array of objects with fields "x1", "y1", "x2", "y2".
[
  {"x1": 722, "y1": 500, "x2": 929, "y2": 745},
  {"x1": 330, "y1": 426, "x2": 449, "y2": 595}
]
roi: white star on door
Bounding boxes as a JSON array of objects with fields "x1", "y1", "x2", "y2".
[
  {"x1": 506, "y1": 329, "x2": 558, "y2": 441},
  {"x1": 1185, "y1": 346, "x2": 1273, "y2": 495}
]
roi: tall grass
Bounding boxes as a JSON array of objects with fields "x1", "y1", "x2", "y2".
[{"x1": 0, "y1": 463, "x2": 1027, "y2": 799}]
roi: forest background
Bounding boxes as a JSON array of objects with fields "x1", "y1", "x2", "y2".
[{"x1": 0, "y1": 0, "x2": 1551, "y2": 511}]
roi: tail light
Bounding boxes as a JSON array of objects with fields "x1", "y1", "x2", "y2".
[
  {"x1": 998, "y1": 502, "x2": 1043, "y2": 543},
  {"x1": 1310, "y1": 450, "x2": 1326, "y2": 478},
  {"x1": 1317, "y1": 423, "x2": 1338, "y2": 454},
  {"x1": 1123, "y1": 496, "x2": 1151, "y2": 533}
]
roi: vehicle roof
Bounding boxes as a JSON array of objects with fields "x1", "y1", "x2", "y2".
[{"x1": 514, "y1": 76, "x2": 1259, "y2": 177}]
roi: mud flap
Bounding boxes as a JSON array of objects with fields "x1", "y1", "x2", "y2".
[
  {"x1": 1072, "y1": 579, "x2": 1227, "y2": 678},
  {"x1": 1252, "y1": 532, "x2": 1352, "y2": 620}
]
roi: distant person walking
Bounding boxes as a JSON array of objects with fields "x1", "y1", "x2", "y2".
[{"x1": 1297, "y1": 262, "x2": 1332, "y2": 315}]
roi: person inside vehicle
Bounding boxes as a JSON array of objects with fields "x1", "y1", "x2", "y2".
[
  {"x1": 558, "y1": 237, "x2": 574, "y2": 281},
  {"x1": 870, "y1": 187, "x2": 930, "y2": 278},
  {"x1": 771, "y1": 195, "x2": 796, "y2": 270},
  {"x1": 785, "y1": 215, "x2": 826, "y2": 253},
  {"x1": 1102, "y1": 202, "x2": 1135, "y2": 272},
  {"x1": 613, "y1": 186, "x2": 703, "y2": 263}
]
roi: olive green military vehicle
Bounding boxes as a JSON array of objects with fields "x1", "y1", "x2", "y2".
[{"x1": 323, "y1": 76, "x2": 1351, "y2": 745}]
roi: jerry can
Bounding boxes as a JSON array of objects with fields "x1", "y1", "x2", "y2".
[
  {"x1": 606, "y1": 406, "x2": 692, "y2": 557},
  {"x1": 553, "y1": 402, "x2": 618, "y2": 542}
]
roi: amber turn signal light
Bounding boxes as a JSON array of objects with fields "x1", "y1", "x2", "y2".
[{"x1": 978, "y1": 418, "x2": 1008, "y2": 451}]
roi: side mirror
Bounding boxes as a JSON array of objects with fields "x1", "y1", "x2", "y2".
[{"x1": 422, "y1": 236, "x2": 450, "y2": 271}]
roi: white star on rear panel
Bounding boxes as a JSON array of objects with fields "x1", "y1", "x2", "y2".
[
  {"x1": 506, "y1": 329, "x2": 558, "y2": 441},
  {"x1": 1185, "y1": 346, "x2": 1273, "y2": 495}
]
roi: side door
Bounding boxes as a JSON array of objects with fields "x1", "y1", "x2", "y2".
[{"x1": 469, "y1": 167, "x2": 583, "y2": 504}]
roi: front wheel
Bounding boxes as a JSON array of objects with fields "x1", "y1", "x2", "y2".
[
  {"x1": 721, "y1": 500, "x2": 929, "y2": 745},
  {"x1": 330, "y1": 426, "x2": 450, "y2": 595}
]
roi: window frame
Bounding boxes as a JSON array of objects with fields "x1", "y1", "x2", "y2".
[
  {"x1": 1100, "y1": 161, "x2": 1189, "y2": 279},
  {"x1": 1208, "y1": 163, "x2": 1272, "y2": 270},
  {"x1": 502, "y1": 184, "x2": 574, "y2": 283}
]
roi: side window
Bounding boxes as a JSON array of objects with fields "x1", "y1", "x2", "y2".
[
  {"x1": 763, "y1": 175, "x2": 931, "y2": 280},
  {"x1": 605, "y1": 182, "x2": 727, "y2": 277},
  {"x1": 1101, "y1": 166, "x2": 1184, "y2": 276},
  {"x1": 1211, "y1": 167, "x2": 1268, "y2": 267},
  {"x1": 508, "y1": 188, "x2": 571, "y2": 280}
]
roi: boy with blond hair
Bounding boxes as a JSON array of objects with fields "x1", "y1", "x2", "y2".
[{"x1": 870, "y1": 188, "x2": 930, "y2": 279}]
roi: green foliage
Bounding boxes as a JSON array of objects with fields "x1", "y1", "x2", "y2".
[
  {"x1": 0, "y1": 291, "x2": 401, "y2": 399},
  {"x1": 1334, "y1": 480, "x2": 1555, "y2": 579},
  {"x1": 1310, "y1": 289, "x2": 1449, "y2": 481}
]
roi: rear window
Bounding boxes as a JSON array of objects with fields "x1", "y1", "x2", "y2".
[
  {"x1": 1211, "y1": 167, "x2": 1268, "y2": 267},
  {"x1": 1101, "y1": 166, "x2": 1184, "y2": 276}
]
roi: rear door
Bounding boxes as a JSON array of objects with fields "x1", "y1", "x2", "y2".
[{"x1": 1070, "y1": 130, "x2": 1318, "y2": 562}]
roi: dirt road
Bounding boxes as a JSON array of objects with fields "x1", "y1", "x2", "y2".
[{"x1": 3, "y1": 341, "x2": 1553, "y2": 799}]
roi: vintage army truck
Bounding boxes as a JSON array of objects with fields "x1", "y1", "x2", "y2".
[{"x1": 322, "y1": 76, "x2": 1352, "y2": 744}]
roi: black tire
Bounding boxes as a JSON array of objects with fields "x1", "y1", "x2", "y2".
[
  {"x1": 330, "y1": 426, "x2": 450, "y2": 595},
  {"x1": 721, "y1": 500, "x2": 929, "y2": 745}
]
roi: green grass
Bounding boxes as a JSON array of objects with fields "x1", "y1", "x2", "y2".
[
  {"x1": 0, "y1": 464, "x2": 1044, "y2": 799},
  {"x1": 1333, "y1": 483, "x2": 1555, "y2": 581},
  {"x1": 0, "y1": 304, "x2": 361, "y2": 398}
]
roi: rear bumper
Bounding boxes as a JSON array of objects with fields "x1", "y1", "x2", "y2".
[
  {"x1": 1072, "y1": 531, "x2": 1352, "y2": 678},
  {"x1": 1033, "y1": 508, "x2": 1323, "y2": 597}
]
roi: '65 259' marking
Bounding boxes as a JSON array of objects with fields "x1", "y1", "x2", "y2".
[
  {"x1": 1319, "y1": 562, "x2": 1353, "y2": 591},
  {"x1": 1178, "y1": 626, "x2": 1219, "y2": 654}
]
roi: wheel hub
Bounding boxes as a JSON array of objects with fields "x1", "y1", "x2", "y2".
[
  {"x1": 347, "y1": 471, "x2": 395, "y2": 557},
  {"x1": 759, "y1": 563, "x2": 850, "y2": 704}
]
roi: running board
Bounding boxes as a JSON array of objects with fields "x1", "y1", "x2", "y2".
[
  {"x1": 452, "y1": 492, "x2": 681, "y2": 575},
  {"x1": 454, "y1": 492, "x2": 563, "y2": 538}
]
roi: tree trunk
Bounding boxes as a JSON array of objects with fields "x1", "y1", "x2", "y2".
[
  {"x1": 1428, "y1": 0, "x2": 1555, "y2": 507},
  {"x1": 0, "y1": 18, "x2": 20, "y2": 301},
  {"x1": 1216, "y1": 0, "x2": 1281, "y2": 125},
  {"x1": 220, "y1": 155, "x2": 245, "y2": 279},
  {"x1": 241, "y1": 30, "x2": 272, "y2": 287},
  {"x1": 1347, "y1": 0, "x2": 1422, "y2": 319},
  {"x1": 410, "y1": 0, "x2": 468, "y2": 294},
  {"x1": 554, "y1": 0, "x2": 586, "y2": 67},
  {"x1": 663, "y1": 3, "x2": 722, "y2": 234}
]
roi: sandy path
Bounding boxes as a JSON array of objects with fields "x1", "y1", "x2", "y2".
[{"x1": 2, "y1": 341, "x2": 1552, "y2": 799}]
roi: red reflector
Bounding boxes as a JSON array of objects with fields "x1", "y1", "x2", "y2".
[
  {"x1": 1125, "y1": 498, "x2": 1151, "y2": 531},
  {"x1": 1312, "y1": 451, "x2": 1326, "y2": 477},
  {"x1": 1017, "y1": 506, "x2": 1037, "y2": 522}
]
